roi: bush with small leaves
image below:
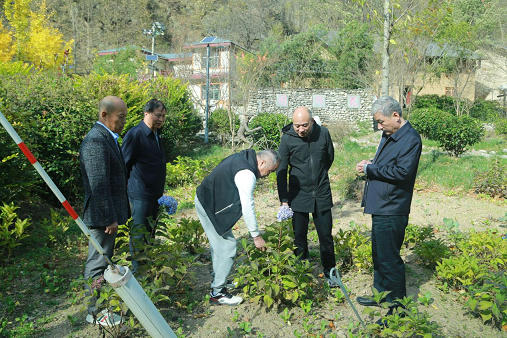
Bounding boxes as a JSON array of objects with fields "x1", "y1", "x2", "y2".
[
  {"x1": 248, "y1": 113, "x2": 290, "y2": 149},
  {"x1": 435, "y1": 114, "x2": 484, "y2": 156},
  {"x1": 408, "y1": 107, "x2": 452, "y2": 140},
  {"x1": 475, "y1": 162, "x2": 507, "y2": 199}
]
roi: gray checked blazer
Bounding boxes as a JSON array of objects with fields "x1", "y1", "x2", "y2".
[{"x1": 79, "y1": 123, "x2": 129, "y2": 227}]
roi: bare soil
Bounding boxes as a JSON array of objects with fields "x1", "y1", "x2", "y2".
[{"x1": 35, "y1": 187, "x2": 507, "y2": 338}]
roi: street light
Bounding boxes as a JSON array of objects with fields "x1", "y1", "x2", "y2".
[{"x1": 143, "y1": 22, "x2": 166, "y2": 78}]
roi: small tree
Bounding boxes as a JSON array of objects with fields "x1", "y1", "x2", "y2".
[{"x1": 435, "y1": 115, "x2": 484, "y2": 156}]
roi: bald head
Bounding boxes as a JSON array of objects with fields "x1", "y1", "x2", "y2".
[
  {"x1": 292, "y1": 106, "x2": 313, "y2": 138},
  {"x1": 98, "y1": 96, "x2": 127, "y2": 134}
]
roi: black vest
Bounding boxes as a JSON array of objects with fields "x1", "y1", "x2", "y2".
[{"x1": 196, "y1": 149, "x2": 259, "y2": 235}]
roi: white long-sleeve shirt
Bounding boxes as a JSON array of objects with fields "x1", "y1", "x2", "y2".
[{"x1": 234, "y1": 169, "x2": 260, "y2": 237}]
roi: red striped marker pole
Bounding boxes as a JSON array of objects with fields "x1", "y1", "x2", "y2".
[{"x1": 0, "y1": 111, "x2": 113, "y2": 266}]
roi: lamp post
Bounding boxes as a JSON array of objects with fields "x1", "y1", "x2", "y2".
[{"x1": 143, "y1": 22, "x2": 166, "y2": 79}]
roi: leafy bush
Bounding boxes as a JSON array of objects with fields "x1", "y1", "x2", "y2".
[
  {"x1": 234, "y1": 220, "x2": 316, "y2": 308},
  {"x1": 0, "y1": 202, "x2": 31, "y2": 260},
  {"x1": 92, "y1": 45, "x2": 145, "y2": 78},
  {"x1": 475, "y1": 163, "x2": 507, "y2": 198},
  {"x1": 165, "y1": 156, "x2": 222, "y2": 188},
  {"x1": 408, "y1": 107, "x2": 452, "y2": 140},
  {"x1": 249, "y1": 113, "x2": 290, "y2": 149},
  {"x1": 469, "y1": 99, "x2": 504, "y2": 121},
  {"x1": 361, "y1": 294, "x2": 442, "y2": 336},
  {"x1": 0, "y1": 71, "x2": 200, "y2": 203},
  {"x1": 411, "y1": 94, "x2": 456, "y2": 114},
  {"x1": 435, "y1": 115, "x2": 484, "y2": 156},
  {"x1": 414, "y1": 239, "x2": 451, "y2": 268},
  {"x1": 334, "y1": 222, "x2": 372, "y2": 272},
  {"x1": 467, "y1": 271, "x2": 507, "y2": 329},
  {"x1": 436, "y1": 255, "x2": 485, "y2": 288},
  {"x1": 163, "y1": 217, "x2": 208, "y2": 255},
  {"x1": 209, "y1": 108, "x2": 239, "y2": 144},
  {"x1": 495, "y1": 118, "x2": 507, "y2": 136}
]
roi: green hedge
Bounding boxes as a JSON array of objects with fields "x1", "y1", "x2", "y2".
[
  {"x1": 409, "y1": 107, "x2": 453, "y2": 140},
  {"x1": 0, "y1": 70, "x2": 201, "y2": 204},
  {"x1": 249, "y1": 112, "x2": 290, "y2": 149}
]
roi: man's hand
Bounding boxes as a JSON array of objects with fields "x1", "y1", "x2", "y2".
[
  {"x1": 105, "y1": 221, "x2": 119, "y2": 234},
  {"x1": 356, "y1": 160, "x2": 371, "y2": 174},
  {"x1": 253, "y1": 235, "x2": 266, "y2": 252}
]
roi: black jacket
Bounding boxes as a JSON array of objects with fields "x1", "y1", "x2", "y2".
[
  {"x1": 277, "y1": 123, "x2": 334, "y2": 213},
  {"x1": 122, "y1": 121, "x2": 167, "y2": 201},
  {"x1": 362, "y1": 122, "x2": 422, "y2": 215},
  {"x1": 196, "y1": 149, "x2": 259, "y2": 236}
]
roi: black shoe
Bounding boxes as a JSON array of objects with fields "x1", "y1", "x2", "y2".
[{"x1": 356, "y1": 296, "x2": 384, "y2": 307}]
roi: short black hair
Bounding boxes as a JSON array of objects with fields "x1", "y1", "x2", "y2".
[{"x1": 144, "y1": 99, "x2": 167, "y2": 113}]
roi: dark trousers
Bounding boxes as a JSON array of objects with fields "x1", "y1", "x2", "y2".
[
  {"x1": 130, "y1": 198, "x2": 159, "y2": 237},
  {"x1": 292, "y1": 206, "x2": 336, "y2": 270},
  {"x1": 371, "y1": 215, "x2": 408, "y2": 303},
  {"x1": 84, "y1": 227, "x2": 116, "y2": 314},
  {"x1": 129, "y1": 198, "x2": 159, "y2": 264}
]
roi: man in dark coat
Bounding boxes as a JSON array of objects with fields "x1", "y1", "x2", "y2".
[
  {"x1": 79, "y1": 96, "x2": 130, "y2": 326},
  {"x1": 122, "y1": 99, "x2": 167, "y2": 270},
  {"x1": 276, "y1": 106, "x2": 337, "y2": 286},
  {"x1": 355, "y1": 96, "x2": 422, "y2": 313}
]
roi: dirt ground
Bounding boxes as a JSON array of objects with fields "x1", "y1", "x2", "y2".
[{"x1": 35, "y1": 187, "x2": 507, "y2": 338}]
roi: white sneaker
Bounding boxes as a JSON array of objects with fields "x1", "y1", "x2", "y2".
[
  {"x1": 210, "y1": 288, "x2": 243, "y2": 306},
  {"x1": 86, "y1": 309, "x2": 123, "y2": 326}
]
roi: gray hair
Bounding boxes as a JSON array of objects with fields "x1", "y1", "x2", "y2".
[
  {"x1": 257, "y1": 149, "x2": 281, "y2": 167},
  {"x1": 371, "y1": 96, "x2": 403, "y2": 118}
]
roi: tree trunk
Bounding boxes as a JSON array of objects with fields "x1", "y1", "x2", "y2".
[{"x1": 381, "y1": 0, "x2": 390, "y2": 96}]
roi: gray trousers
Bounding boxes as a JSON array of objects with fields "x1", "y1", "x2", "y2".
[
  {"x1": 194, "y1": 195, "x2": 237, "y2": 294},
  {"x1": 84, "y1": 227, "x2": 116, "y2": 314}
]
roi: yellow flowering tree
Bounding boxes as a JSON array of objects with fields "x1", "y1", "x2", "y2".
[
  {"x1": 0, "y1": 20, "x2": 15, "y2": 62},
  {"x1": 2, "y1": 0, "x2": 73, "y2": 69}
]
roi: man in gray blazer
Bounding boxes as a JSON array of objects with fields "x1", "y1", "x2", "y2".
[{"x1": 79, "y1": 96, "x2": 129, "y2": 326}]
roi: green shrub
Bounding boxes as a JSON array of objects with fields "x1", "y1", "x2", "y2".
[
  {"x1": 334, "y1": 222, "x2": 372, "y2": 272},
  {"x1": 469, "y1": 99, "x2": 504, "y2": 121},
  {"x1": 0, "y1": 202, "x2": 31, "y2": 260},
  {"x1": 474, "y1": 163, "x2": 507, "y2": 198},
  {"x1": 414, "y1": 239, "x2": 451, "y2": 269},
  {"x1": 0, "y1": 71, "x2": 200, "y2": 204},
  {"x1": 435, "y1": 115, "x2": 484, "y2": 156},
  {"x1": 436, "y1": 255, "x2": 485, "y2": 288},
  {"x1": 467, "y1": 271, "x2": 507, "y2": 329},
  {"x1": 234, "y1": 220, "x2": 316, "y2": 308},
  {"x1": 165, "y1": 156, "x2": 222, "y2": 188},
  {"x1": 209, "y1": 108, "x2": 239, "y2": 144},
  {"x1": 494, "y1": 118, "x2": 507, "y2": 135},
  {"x1": 411, "y1": 94, "x2": 456, "y2": 114},
  {"x1": 249, "y1": 113, "x2": 290, "y2": 149},
  {"x1": 408, "y1": 107, "x2": 452, "y2": 140}
]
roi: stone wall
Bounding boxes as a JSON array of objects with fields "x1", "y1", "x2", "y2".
[{"x1": 244, "y1": 88, "x2": 376, "y2": 125}]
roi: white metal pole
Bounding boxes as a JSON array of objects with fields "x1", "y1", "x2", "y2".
[{"x1": 0, "y1": 110, "x2": 176, "y2": 338}]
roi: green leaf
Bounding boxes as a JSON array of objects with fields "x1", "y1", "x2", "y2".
[
  {"x1": 480, "y1": 312, "x2": 492, "y2": 322},
  {"x1": 478, "y1": 301, "x2": 493, "y2": 311},
  {"x1": 467, "y1": 298, "x2": 477, "y2": 311},
  {"x1": 263, "y1": 294, "x2": 274, "y2": 308}
]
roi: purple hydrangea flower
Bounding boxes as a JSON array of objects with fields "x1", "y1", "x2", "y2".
[
  {"x1": 277, "y1": 205, "x2": 294, "y2": 221},
  {"x1": 158, "y1": 195, "x2": 178, "y2": 215}
]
